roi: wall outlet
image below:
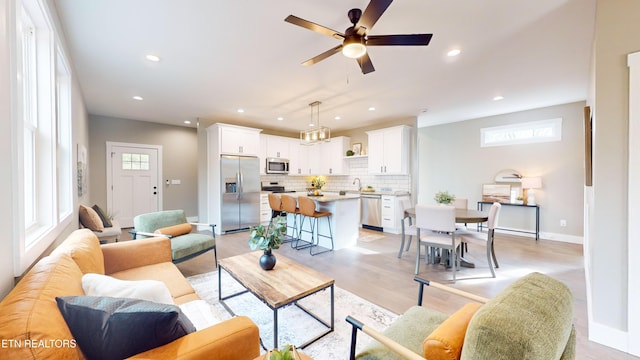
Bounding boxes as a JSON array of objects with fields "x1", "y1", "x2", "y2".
[{"x1": 560, "y1": 219, "x2": 567, "y2": 227}]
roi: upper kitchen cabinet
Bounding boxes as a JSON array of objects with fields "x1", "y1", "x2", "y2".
[
  {"x1": 366, "y1": 125, "x2": 410, "y2": 175},
  {"x1": 263, "y1": 134, "x2": 290, "y2": 159},
  {"x1": 318, "y1": 136, "x2": 350, "y2": 175},
  {"x1": 213, "y1": 123, "x2": 262, "y2": 156}
]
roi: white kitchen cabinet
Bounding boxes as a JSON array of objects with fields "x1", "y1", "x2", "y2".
[
  {"x1": 259, "y1": 135, "x2": 267, "y2": 175},
  {"x1": 214, "y1": 123, "x2": 262, "y2": 156},
  {"x1": 263, "y1": 134, "x2": 290, "y2": 159},
  {"x1": 366, "y1": 125, "x2": 410, "y2": 175},
  {"x1": 382, "y1": 194, "x2": 410, "y2": 234},
  {"x1": 318, "y1": 136, "x2": 350, "y2": 175}
]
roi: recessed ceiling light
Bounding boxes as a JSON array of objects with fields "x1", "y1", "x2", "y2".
[
  {"x1": 493, "y1": 96, "x2": 504, "y2": 101},
  {"x1": 132, "y1": 96, "x2": 143, "y2": 101},
  {"x1": 334, "y1": 116, "x2": 341, "y2": 120},
  {"x1": 447, "y1": 49, "x2": 461, "y2": 57},
  {"x1": 184, "y1": 120, "x2": 191, "y2": 124},
  {"x1": 368, "y1": 107, "x2": 376, "y2": 111},
  {"x1": 145, "y1": 54, "x2": 160, "y2": 62},
  {"x1": 277, "y1": 117, "x2": 284, "y2": 121},
  {"x1": 237, "y1": 109, "x2": 245, "y2": 113}
]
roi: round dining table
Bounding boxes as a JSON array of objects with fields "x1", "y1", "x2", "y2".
[{"x1": 403, "y1": 207, "x2": 489, "y2": 268}]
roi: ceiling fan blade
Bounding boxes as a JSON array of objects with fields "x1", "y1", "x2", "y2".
[
  {"x1": 357, "y1": 53, "x2": 375, "y2": 74},
  {"x1": 285, "y1": 15, "x2": 344, "y2": 40},
  {"x1": 367, "y1": 34, "x2": 433, "y2": 46},
  {"x1": 356, "y1": 0, "x2": 393, "y2": 35},
  {"x1": 302, "y1": 45, "x2": 343, "y2": 66}
]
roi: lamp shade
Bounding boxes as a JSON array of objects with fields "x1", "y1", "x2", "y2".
[{"x1": 521, "y1": 177, "x2": 542, "y2": 189}]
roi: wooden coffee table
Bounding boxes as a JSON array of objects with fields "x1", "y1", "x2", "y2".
[{"x1": 218, "y1": 251, "x2": 335, "y2": 350}]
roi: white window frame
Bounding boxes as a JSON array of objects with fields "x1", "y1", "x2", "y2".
[
  {"x1": 480, "y1": 118, "x2": 563, "y2": 147},
  {"x1": 13, "y1": 0, "x2": 73, "y2": 276}
]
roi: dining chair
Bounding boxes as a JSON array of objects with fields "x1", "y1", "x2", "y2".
[
  {"x1": 414, "y1": 204, "x2": 461, "y2": 282},
  {"x1": 398, "y1": 198, "x2": 416, "y2": 258},
  {"x1": 453, "y1": 197, "x2": 470, "y2": 253},
  {"x1": 280, "y1": 195, "x2": 301, "y2": 244},
  {"x1": 458, "y1": 202, "x2": 502, "y2": 277}
]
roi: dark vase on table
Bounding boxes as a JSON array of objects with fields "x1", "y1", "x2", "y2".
[{"x1": 260, "y1": 249, "x2": 277, "y2": 270}]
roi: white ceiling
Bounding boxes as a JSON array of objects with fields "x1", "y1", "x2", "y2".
[{"x1": 53, "y1": 0, "x2": 595, "y2": 134}]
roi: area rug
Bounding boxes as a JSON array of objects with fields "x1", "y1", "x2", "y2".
[{"x1": 186, "y1": 270, "x2": 398, "y2": 359}]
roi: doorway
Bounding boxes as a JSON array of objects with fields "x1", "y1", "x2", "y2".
[{"x1": 106, "y1": 142, "x2": 163, "y2": 228}]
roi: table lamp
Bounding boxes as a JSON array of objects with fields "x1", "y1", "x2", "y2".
[{"x1": 521, "y1": 177, "x2": 542, "y2": 205}]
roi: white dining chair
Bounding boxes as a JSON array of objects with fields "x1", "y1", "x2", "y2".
[
  {"x1": 414, "y1": 204, "x2": 462, "y2": 282},
  {"x1": 458, "y1": 202, "x2": 502, "y2": 278},
  {"x1": 398, "y1": 198, "x2": 416, "y2": 258}
]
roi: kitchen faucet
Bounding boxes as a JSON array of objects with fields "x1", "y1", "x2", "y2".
[{"x1": 353, "y1": 177, "x2": 362, "y2": 191}]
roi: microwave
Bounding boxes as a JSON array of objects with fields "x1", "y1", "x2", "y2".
[{"x1": 266, "y1": 158, "x2": 290, "y2": 174}]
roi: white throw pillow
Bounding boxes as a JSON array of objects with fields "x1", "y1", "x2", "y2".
[
  {"x1": 81, "y1": 273, "x2": 174, "y2": 305},
  {"x1": 178, "y1": 300, "x2": 222, "y2": 330}
]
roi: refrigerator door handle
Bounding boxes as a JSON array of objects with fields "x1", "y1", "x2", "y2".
[{"x1": 236, "y1": 172, "x2": 241, "y2": 200}]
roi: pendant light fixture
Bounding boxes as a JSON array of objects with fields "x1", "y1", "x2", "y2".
[{"x1": 300, "y1": 101, "x2": 331, "y2": 145}]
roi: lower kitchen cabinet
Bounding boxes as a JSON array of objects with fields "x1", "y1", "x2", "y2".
[
  {"x1": 260, "y1": 193, "x2": 271, "y2": 225},
  {"x1": 382, "y1": 194, "x2": 410, "y2": 234}
]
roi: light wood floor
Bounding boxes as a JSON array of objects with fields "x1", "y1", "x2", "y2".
[{"x1": 123, "y1": 227, "x2": 637, "y2": 359}]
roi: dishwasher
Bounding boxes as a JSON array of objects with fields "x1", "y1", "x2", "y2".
[{"x1": 360, "y1": 194, "x2": 382, "y2": 230}]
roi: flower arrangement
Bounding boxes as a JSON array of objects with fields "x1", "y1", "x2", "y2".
[
  {"x1": 311, "y1": 176, "x2": 325, "y2": 189},
  {"x1": 248, "y1": 216, "x2": 287, "y2": 251},
  {"x1": 434, "y1": 191, "x2": 456, "y2": 205}
]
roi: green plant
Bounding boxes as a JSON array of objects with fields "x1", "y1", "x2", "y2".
[
  {"x1": 311, "y1": 176, "x2": 325, "y2": 189},
  {"x1": 434, "y1": 191, "x2": 456, "y2": 204},
  {"x1": 248, "y1": 216, "x2": 286, "y2": 251},
  {"x1": 267, "y1": 344, "x2": 297, "y2": 360},
  {"x1": 346, "y1": 149, "x2": 355, "y2": 156}
]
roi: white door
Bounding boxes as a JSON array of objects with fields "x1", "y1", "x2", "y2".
[{"x1": 107, "y1": 142, "x2": 162, "y2": 228}]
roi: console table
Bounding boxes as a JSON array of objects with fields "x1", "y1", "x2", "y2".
[{"x1": 477, "y1": 201, "x2": 540, "y2": 240}]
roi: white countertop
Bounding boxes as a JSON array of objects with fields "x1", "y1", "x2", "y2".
[{"x1": 289, "y1": 192, "x2": 361, "y2": 202}]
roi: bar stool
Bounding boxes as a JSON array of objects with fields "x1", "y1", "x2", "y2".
[
  {"x1": 267, "y1": 194, "x2": 283, "y2": 224},
  {"x1": 297, "y1": 196, "x2": 334, "y2": 256},
  {"x1": 280, "y1": 195, "x2": 301, "y2": 244}
]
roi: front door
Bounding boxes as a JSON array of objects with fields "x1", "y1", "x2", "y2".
[{"x1": 107, "y1": 142, "x2": 162, "y2": 228}]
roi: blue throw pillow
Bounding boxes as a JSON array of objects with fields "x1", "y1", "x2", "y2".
[{"x1": 56, "y1": 296, "x2": 195, "y2": 360}]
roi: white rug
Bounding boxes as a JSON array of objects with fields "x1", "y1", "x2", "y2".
[{"x1": 186, "y1": 270, "x2": 398, "y2": 360}]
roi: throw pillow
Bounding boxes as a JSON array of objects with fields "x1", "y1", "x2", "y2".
[
  {"x1": 82, "y1": 273, "x2": 174, "y2": 305},
  {"x1": 79, "y1": 204, "x2": 104, "y2": 232},
  {"x1": 56, "y1": 296, "x2": 195, "y2": 360},
  {"x1": 154, "y1": 222, "x2": 192, "y2": 237},
  {"x1": 92, "y1": 204, "x2": 113, "y2": 228},
  {"x1": 423, "y1": 302, "x2": 482, "y2": 360}
]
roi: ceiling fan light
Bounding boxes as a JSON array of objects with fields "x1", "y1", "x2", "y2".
[{"x1": 342, "y1": 42, "x2": 366, "y2": 59}]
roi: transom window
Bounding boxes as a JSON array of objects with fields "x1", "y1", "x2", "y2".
[{"x1": 481, "y1": 118, "x2": 563, "y2": 147}]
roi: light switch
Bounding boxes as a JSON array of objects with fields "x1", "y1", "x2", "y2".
[{"x1": 171, "y1": 179, "x2": 181, "y2": 185}]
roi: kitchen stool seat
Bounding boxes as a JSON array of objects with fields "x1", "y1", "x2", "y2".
[
  {"x1": 297, "y1": 196, "x2": 333, "y2": 255},
  {"x1": 280, "y1": 195, "x2": 301, "y2": 244}
]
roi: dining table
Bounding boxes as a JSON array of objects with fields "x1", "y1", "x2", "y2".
[{"x1": 403, "y1": 207, "x2": 489, "y2": 268}]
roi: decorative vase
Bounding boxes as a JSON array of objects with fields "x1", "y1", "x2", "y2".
[{"x1": 259, "y1": 249, "x2": 277, "y2": 270}]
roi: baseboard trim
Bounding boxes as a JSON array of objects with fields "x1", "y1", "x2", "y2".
[
  {"x1": 493, "y1": 227, "x2": 583, "y2": 244},
  {"x1": 588, "y1": 321, "x2": 629, "y2": 354}
]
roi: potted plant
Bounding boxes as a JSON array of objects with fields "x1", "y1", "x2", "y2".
[
  {"x1": 434, "y1": 191, "x2": 456, "y2": 205},
  {"x1": 311, "y1": 176, "x2": 325, "y2": 195},
  {"x1": 248, "y1": 216, "x2": 287, "y2": 270},
  {"x1": 263, "y1": 344, "x2": 300, "y2": 360}
]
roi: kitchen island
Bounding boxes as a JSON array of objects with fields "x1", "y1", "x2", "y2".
[{"x1": 285, "y1": 192, "x2": 360, "y2": 251}]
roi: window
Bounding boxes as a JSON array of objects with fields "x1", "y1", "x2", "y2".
[
  {"x1": 480, "y1": 118, "x2": 563, "y2": 147},
  {"x1": 14, "y1": 0, "x2": 73, "y2": 275},
  {"x1": 122, "y1": 153, "x2": 150, "y2": 170}
]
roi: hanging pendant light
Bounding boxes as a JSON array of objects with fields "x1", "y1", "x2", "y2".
[{"x1": 300, "y1": 101, "x2": 331, "y2": 145}]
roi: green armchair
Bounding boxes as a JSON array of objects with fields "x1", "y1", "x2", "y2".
[
  {"x1": 130, "y1": 209, "x2": 217, "y2": 265},
  {"x1": 347, "y1": 272, "x2": 576, "y2": 360}
]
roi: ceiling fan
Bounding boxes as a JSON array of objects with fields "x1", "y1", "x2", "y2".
[{"x1": 284, "y1": 0, "x2": 433, "y2": 74}]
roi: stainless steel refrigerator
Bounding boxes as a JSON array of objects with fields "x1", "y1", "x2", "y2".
[{"x1": 220, "y1": 155, "x2": 260, "y2": 233}]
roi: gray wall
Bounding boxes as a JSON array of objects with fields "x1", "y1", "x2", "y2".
[
  {"x1": 588, "y1": 0, "x2": 639, "y2": 334},
  {"x1": 89, "y1": 115, "x2": 199, "y2": 219},
  {"x1": 418, "y1": 101, "x2": 585, "y2": 240}
]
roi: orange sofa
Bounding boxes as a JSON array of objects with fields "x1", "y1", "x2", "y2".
[{"x1": 0, "y1": 229, "x2": 260, "y2": 359}]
